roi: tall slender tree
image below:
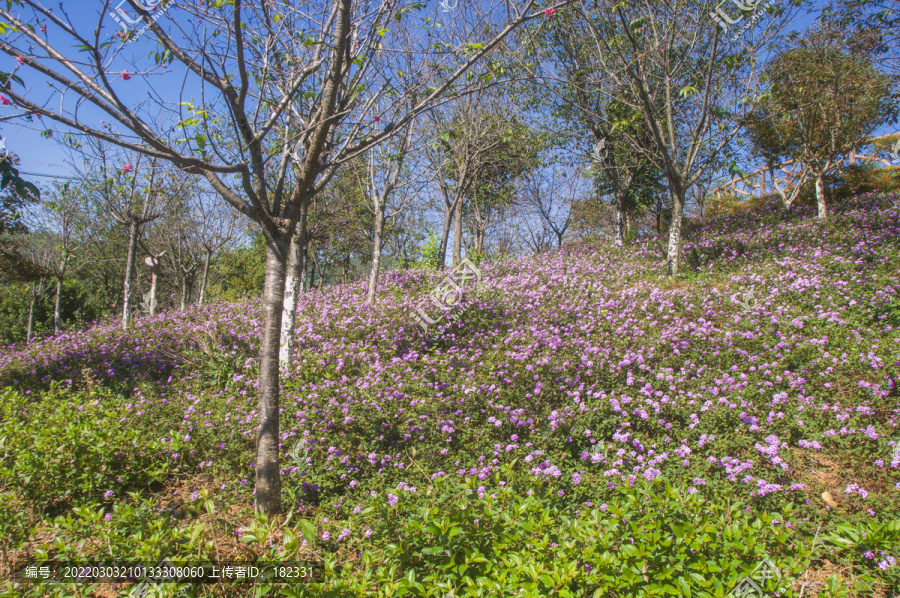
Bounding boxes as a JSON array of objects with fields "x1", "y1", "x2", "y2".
[
  {"x1": 31, "y1": 182, "x2": 91, "y2": 334},
  {"x1": 364, "y1": 121, "x2": 415, "y2": 304}
]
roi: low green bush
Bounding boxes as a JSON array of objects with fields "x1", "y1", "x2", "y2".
[
  {"x1": 269, "y1": 466, "x2": 816, "y2": 597},
  {"x1": 0, "y1": 385, "x2": 174, "y2": 512}
]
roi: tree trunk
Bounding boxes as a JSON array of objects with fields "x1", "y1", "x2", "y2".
[
  {"x1": 625, "y1": 206, "x2": 633, "y2": 237},
  {"x1": 340, "y1": 255, "x2": 349, "y2": 284},
  {"x1": 26, "y1": 283, "x2": 37, "y2": 342},
  {"x1": 656, "y1": 194, "x2": 663, "y2": 234},
  {"x1": 614, "y1": 189, "x2": 627, "y2": 247},
  {"x1": 199, "y1": 249, "x2": 212, "y2": 305},
  {"x1": 815, "y1": 172, "x2": 827, "y2": 220},
  {"x1": 180, "y1": 275, "x2": 188, "y2": 311},
  {"x1": 148, "y1": 269, "x2": 159, "y2": 316},
  {"x1": 300, "y1": 241, "x2": 309, "y2": 292},
  {"x1": 309, "y1": 252, "x2": 320, "y2": 289},
  {"x1": 256, "y1": 233, "x2": 289, "y2": 515},
  {"x1": 438, "y1": 205, "x2": 453, "y2": 270},
  {"x1": 665, "y1": 183, "x2": 686, "y2": 277},
  {"x1": 280, "y1": 202, "x2": 309, "y2": 368},
  {"x1": 122, "y1": 220, "x2": 139, "y2": 330},
  {"x1": 473, "y1": 227, "x2": 484, "y2": 257},
  {"x1": 366, "y1": 198, "x2": 386, "y2": 304},
  {"x1": 53, "y1": 276, "x2": 63, "y2": 335},
  {"x1": 453, "y1": 202, "x2": 463, "y2": 268}
]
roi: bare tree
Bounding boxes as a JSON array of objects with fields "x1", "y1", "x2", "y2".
[
  {"x1": 364, "y1": 122, "x2": 415, "y2": 303},
  {"x1": 159, "y1": 201, "x2": 204, "y2": 310},
  {"x1": 517, "y1": 167, "x2": 576, "y2": 252},
  {"x1": 193, "y1": 188, "x2": 240, "y2": 306},
  {"x1": 74, "y1": 145, "x2": 172, "y2": 329},
  {"x1": 28, "y1": 182, "x2": 91, "y2": 334}
]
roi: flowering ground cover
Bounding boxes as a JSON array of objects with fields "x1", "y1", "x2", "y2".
[{"x1": 1, "y1": 192, "x2": 899, "y2": 597}]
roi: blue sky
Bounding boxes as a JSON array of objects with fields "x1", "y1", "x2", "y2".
[{"x1": 1, "y1": 0, "x2": 189, "y2": 189}]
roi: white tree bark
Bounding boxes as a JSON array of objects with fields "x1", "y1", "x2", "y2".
[
  {"x1": 665, "y1": 185, "x2": 686, "y2": 276},
  {"x1": 614, "y1": 189, "x2": 627, "y2": 247},
  {"x1": 122, "y1": 220, "x2": 140, "y2": 330},
  {"x1": 53, "y1": 276, "x2": 63, "y2": 335},
  {"x1": 815, "y1": 172, "x2": 827, "y2": 220},
  {"x1": 279, "y1": 201, "x2": 309, "y2": 369},
  {"x1": 199, "y1": 249, "x2": 212, "y2": 305},
  {"x1": 367, "y1": 205, "x2": 385, "y2": 304}
]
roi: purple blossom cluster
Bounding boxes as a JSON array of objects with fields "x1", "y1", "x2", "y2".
[{"x1": 2, "y1": 192, "x2": 899, "y2": 551}]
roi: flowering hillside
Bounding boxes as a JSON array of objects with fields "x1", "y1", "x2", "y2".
[{"x1": 2, "y1": 193, "x2": 899, "y2": 597}]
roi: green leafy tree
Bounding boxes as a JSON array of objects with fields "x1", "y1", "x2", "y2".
[
  {"x1": 821, "y1": 0, "x2": 900, "y2": 76},
  {"x1": 208, "y1": 233, "x2": 267, "y2": 302},
  {"x1": 430, "y1": 99, "x2": 540, "y2": 267},
  {"x1": 744, "y1": 32, "x2": 897, "y2": 218},
  {"x1": 526, "y1": 8, "x2": 664, "y2": 247},
  {"x1": 0, "y1": 153, "x2": 42, "y2": 283},
  {"x1": 527, "y1": 0, "x2": 801, "y2": 275},
  {"x1": 464, "y1": 117, "x2": 541, "y2": 256}
]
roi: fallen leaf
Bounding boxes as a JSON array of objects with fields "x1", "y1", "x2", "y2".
[{"x1": 822, "y1": 491, "x2": 838, "y2": 508}]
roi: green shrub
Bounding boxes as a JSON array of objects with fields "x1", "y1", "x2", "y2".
[
  {"x1": 0, "y1": 385, "x2": 173, "y2": 511},
  {"x1": 278, "y1": 467, "x2": 815, "y2": 597}
]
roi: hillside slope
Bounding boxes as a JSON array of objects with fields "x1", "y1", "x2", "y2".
[{"x1": 2, "y1": 193, "x2": 899, "y2": 597}]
